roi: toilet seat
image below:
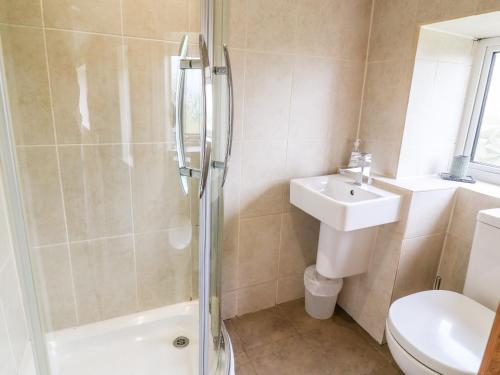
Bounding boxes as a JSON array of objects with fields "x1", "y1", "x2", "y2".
[{"x1": 387, "y1": 290, "x2": 495, "y2": 375}]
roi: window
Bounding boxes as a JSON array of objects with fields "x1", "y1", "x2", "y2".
[{"x1": 462, "y1": 37, "x2": 500, "y2": 183}]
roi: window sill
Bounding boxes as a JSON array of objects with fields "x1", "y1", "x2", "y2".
[{"x1": 372, "y1": 173, "x2": 500, "y2": 200}]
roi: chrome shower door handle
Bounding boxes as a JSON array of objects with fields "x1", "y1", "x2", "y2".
[
  {"x1": 221, "y1": 45, "x2": 234, "y2": 187},
  {"x1": 198, "y1": 34, "x2": 212, "y2": 198},
  {"x1": 174, "y1": 34, "x2": 211, "y2": 197},
  {"x1": 175, "y1": 34, "x2": 190, "y2": 195}
]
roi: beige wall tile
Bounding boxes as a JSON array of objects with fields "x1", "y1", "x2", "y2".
[
  {"x1": 288, "y1": 56, "x2": 336, "y2": 140},
  {"x1": 338, "y1": 229, "x2": 402, "y2": 343},
  {"x1": 240, "y1": 140, "x2": 287, "y2": 218},
  {"x1": 278, "y1": 211, "x2": 318, "y2": 277},
  {"x1": 46, "y1": 30, "x2": 124, "y2": 144},
  {"x1": 188, "y1": 0, "x2": 201, "y2": 33},
  {"x1": 416, "y1": 28, "x2": 474, "y2": 64},
  {"x1": 226, "y1": 0, "x2": 247, "y2": 48},
  {"x1": 227, "y1": 49, "x2": 245, "y2": 142},
  {"x1": 58, "y1": 145, "x2": 132, "y2": 241},
  {"x1": 243, "y1": 52, "x2": 292, "y2": 141},
  {"x1": 360, "y1": 60, "x2": 414, "y2": 144},
  {"x1": 416, "y1": 0, "x2": 477, "y2": 24},
  {"x1": 222, "y1": 143, "x2": 241, "y2": 293},
  {"x1": 437, "y1": 233, "x2": 472, "y2": 293},
  {"x1": 295, "y1": 0, "x2": 371, "y2": 60},
  {"x1": 277, "y1": 274, "x2": 304, "y2": 304},
  {"x1": 448, "y1": 188, "x2": 500, "y2": 242},
  {"x1": 16, "y1": 146, "x2": 66, "y2": 246},
  {"x1": 0, "y1": 0, "x2": 42, "y2": 26},
  {"x1": 369, "y1": 0, "x2": 418, "y2": 62},
  {"x1": 246, "y1": 0, "x2": 297, "y2": 53},
  {"x1": 135, "y1": 229, "x2": 192, "y2": 310},
  {"x1": 285, "y1": 139, "x2": 330, "y2": 180},
  {"x1": 399, "y1": 32, "x2": 472, "y2": 178},
  {"x1": 122, "y1": 0, "x2": 189, "y2": 41},
  {"x1": 131, "y1": 144, "x2": 190, "y2": 233},
  {"x1": 393, "y1": 233, "x2": 445, "y2": 301},
  {"x1": 237, "y1": 281, "x2": 277, "y2": 316},
  {"x1": 222, "y1": 243, "x2": 239, "y2": 293},
  {"x1": 223, "y1": 141, "x2": 241, "y2": 230},
  {"x1": 43, "y1": 0, "x2": 121, "y2": 34},
  {"x1": 477, "y1": 0, "x2": 500, "y2": 12},
  {"x1": 329, "y1": 60, "x2": 366, "y2": 137},
  {"x1": 32, "y1": 245, "x2": 77, "y2": 330},
  {"x1": 0, "y1": 26, "x2": 54, "y2": 145},
  {"x1": 404, "y1": 189, "x2": 455, "y2": 238},
  {"x1": 222, "y1": 291, "x2": 237, "y2": 320},
  {"x1": 126, "y1": 38, "x2": 179, "y2": 143},
  {"x1": 0, "y1": 257, "x2": 28, "y2": 365},
  {"x1": 70, "y1": 236, "x2": 137, "y2": 324},
  {"x1": 362, "y1": 140, "x2": 401, "y2": 178},
  {"x1": 238, "y1": 215, "x2": 281, "y2": 288}
]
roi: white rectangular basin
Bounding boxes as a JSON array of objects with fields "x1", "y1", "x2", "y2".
[{"x1": 290, "y1": 174, "x2": 401, "y2": 231}]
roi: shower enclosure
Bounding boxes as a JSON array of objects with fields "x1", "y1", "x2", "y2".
[{"x1": 0, "y1": 0, "x2": 233, "y2": 374}]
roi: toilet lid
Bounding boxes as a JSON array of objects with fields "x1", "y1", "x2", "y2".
[{"x1": 387, "y1": 290, "x2": 495, "y2": 375}]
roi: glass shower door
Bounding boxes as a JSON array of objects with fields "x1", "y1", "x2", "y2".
[{"x1": 0, "y1": 0, "x2": 232, "y2": 374}]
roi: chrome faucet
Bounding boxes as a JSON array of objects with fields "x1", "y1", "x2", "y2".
[{"x1": 339, "y1": 153, "x2": 372, "y2": 186}]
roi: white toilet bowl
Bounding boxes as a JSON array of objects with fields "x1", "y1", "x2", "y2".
[
  {"x1": 386, "y1": 290, "x2": 494, "y2": 375},
  {"x1": 387, "y1": 209, "x2": 500, "y2": 375}
]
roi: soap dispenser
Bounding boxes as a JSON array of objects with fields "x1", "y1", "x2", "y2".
[{"x1": 348, "y1": 139, "x2": 362, "y2": 168}]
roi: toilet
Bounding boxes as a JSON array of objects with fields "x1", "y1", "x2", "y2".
[{"x1": 386, "y1": 208, "x2": 500, "y2": 375}]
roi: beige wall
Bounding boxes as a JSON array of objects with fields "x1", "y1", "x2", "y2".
[
  {"x1": 399, "y1": 28, "x2": 474, "y2": 177},
  {"x1": 221, "y1": 0, "x2": 373, "y2": 317},
  {"x1": 438, "y1": 187, "x2": 500, "y2": 292},
  {"x1": 1, "y1": 0, "x2": 200, "y2": 331},
  {"x1": 359, "y1": 0, "x2": 500, "y2": 178}
]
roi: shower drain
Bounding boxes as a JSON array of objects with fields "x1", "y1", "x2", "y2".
[{"x1": 173, "y1": 336, "x2": 190, "y2": 348}]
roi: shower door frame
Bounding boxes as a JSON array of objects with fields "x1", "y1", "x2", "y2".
[
  {"x1": 0, "y1": 38, "x2": 51, "y2": 375},
  {"x1": 0, "y1": 0, "x2": 227, "y2": 374}
]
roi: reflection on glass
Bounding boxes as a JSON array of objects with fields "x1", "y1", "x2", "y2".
[
  {"x1": 473, "y1": 52, "x2": 500, "y2": 166},
  {"x1": 77, "y1": 64, "x2": 90, "y2": 131}
]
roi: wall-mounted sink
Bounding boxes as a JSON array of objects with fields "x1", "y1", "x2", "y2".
[
  {"x1": 290, "y1": 174, "x2": 401, "y2": 231},
  {"x1": 290, "y1": 174, "x2": 402, "y2": 279}
]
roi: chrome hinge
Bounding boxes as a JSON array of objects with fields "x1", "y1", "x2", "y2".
[
  {"x1": 213, "y1": 66, "x2": 227, "y2": 75},
  {"x1": 180, "y1": 58, "x2": 202, "y2": 70},
  {"x1": 180, "y1": 167, "x2": 201, "y2": 179},
  {"x1": 212, "y1": 160, "x2": 225, "y2": 169}
]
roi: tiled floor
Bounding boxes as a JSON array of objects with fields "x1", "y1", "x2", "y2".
[{"x1": 225, "y1": 298, "x2": 402, "y2": 375}]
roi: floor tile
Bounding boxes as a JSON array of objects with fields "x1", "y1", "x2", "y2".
[
  {"x1": 232, "y1": 307, "x2": 297, "y2": 350},
  {"x1": 225, "y1": 298, "x2": 402, "y2": 375},
  {"x1": 250, "y1": 335, "x2": 331, "y2": 375}
]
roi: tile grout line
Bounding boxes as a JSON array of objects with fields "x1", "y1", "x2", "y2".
[
  {"x1": 0, "y1": 22, "x2": 199, "y2": 46},
  {"x1": 15, "y1": 141, "x2": 179, "y2": 147},
  {"x1": 32, "y1": 225, "x2": 196, "y2": 250},
  {"x1": 275, "y1": 3, "x2": 300, "y2": 305},
  {"x1": 119, "y1": 0, "x2": 140, "y2": 314},
  {"x1": 38, "y1": 0, "x2": 80, "y2": 326},
  {"x1": 355, "y1": 0, "x2": 376, "y2": 140}
]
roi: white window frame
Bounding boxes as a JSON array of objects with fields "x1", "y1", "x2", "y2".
[{"x1": 457, "y1": 37, "x2": 500, "y2": 185}]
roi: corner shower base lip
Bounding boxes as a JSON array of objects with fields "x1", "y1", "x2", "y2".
[{"x1": 47, "y1": 301, "x2": 200, "y2": 375}]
